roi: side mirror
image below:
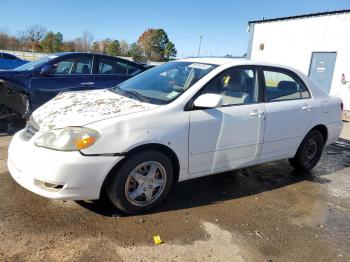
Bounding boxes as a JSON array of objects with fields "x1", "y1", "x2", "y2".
[
  {"x1": 193, "y1": 93, "x2": 223, "y2": 109},
  {"x1": 40, "y1": 64, "x2": 57, "y2": 76}
]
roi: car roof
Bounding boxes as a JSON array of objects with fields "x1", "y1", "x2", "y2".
[
  {"x1": 0, "y1": 52, "x2": 18, "y2": 57},
  {"x1": 51, "y1": 52, "x2": 142, "y2": 66},
  {"x1": 53, "y1": 52, "x2": 129, "y2": 59},
  {"x1": 177, "y1": 57, "x2": 299, "y2": 72},
  {"x1": 178, "y1": 57, "x2": 246, "y2": 65}
]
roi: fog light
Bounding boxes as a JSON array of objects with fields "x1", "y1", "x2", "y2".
[{"x1": 34, "y1": 179, "x2": 64, "y2": 192}]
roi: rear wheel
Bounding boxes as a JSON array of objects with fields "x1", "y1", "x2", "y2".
[
  {"x1": 289, "y1": 130, "x2": 324, "y2": 171},
  {"x1": 106, "y1": 150, "x2": 173, "y2": 214}
]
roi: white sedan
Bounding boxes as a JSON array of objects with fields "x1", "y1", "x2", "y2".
[{"x1": 8, "y1": 58, "x2": 343, "y2": 214}]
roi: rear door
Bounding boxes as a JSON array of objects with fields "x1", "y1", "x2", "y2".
[
  {"x1": 260, "y1": 67, "x2": 315, "y2": 161},
  {"x1": 93, "y1": 56, "x2": 142, "y2": 89},
  {"x1": 30, "y1": 54, "x2": 94, "y2": 110}
]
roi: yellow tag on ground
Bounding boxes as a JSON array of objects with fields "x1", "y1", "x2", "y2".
[{"x1": 153, "y1": 235, "x2": 164, "y2": 245}]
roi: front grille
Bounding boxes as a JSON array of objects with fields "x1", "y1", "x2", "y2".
[{"x1": 21, "y1": 121, "x2": 39, "y2": 141}]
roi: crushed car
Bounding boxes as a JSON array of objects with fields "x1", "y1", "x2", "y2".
[{"x1": 0, "y1": 52, "x2": 145, "y2": 132}]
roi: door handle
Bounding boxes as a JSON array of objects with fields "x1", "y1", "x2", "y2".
[
  {"x1": 301, "y1": 105, "x2": 313, "y2": 111},
  {"x1": 250, "y1": 111, "x2": 265, "y2": 117},
  {"x1": 80, "y1": 82, "x2": 95, "y2": 86}
]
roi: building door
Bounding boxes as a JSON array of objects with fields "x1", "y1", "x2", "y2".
[{"x1": 308, "y1": 52, "x2": 337, "y2": 94}]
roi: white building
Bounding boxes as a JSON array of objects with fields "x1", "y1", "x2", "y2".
[{"x1": 247, "y1": 10, "x2": 350, "y2": 111}]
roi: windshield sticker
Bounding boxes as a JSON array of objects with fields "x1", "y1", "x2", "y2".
[
  {"x1": 166, "y1": 91, "x2": 179, "y2": 99},
  {"x1": 188, "y1": 63, "x2": 212, "y2": 70},
  {"x1": 223, "y1": 76, "x2": 230, "y2": 87}
]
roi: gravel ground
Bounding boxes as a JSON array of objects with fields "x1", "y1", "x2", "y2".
[{"x1": 0, "y1": 123, "x2": 350, "y2": 261}]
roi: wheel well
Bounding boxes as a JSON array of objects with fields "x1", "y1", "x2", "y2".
[
  {"x1": 124, "y1": 143, "x2": 180, "y2": 183},
  {"x1": 100, "y1": 143, "x2": 180, "y2": 197},
  {"x1": 310, "y1": 124, "x2": 328, "y2": 143}
]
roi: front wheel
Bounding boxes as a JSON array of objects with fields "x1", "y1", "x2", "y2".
[
  {"x1": 106, "y1": 150, "x2": 173, "y2": 214},
  {"x1": 289, "y1": 130, "x2": 324, "y2": 171}
]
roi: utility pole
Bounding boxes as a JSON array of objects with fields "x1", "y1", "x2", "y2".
[{"x1": 197, "y1": 35, "x2": 202, "y2": 57}]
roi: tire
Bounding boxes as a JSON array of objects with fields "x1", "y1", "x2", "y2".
[
  {"x1": 106, "y1": 150, "x2": 173, "y2": 214},
  {"x1": 289, "y1": 130, "x2": 324, "y2": 172}
]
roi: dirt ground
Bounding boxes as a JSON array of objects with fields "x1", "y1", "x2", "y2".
[{"x1": 1, "y1": 123, "x2": 350, "y2": 261}]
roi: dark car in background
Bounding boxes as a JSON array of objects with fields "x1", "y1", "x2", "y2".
[
  {"x1": 0, "y1": 52, "x2": 146, "y2": 131},
  {"x1": 0, "y1": 52, "x2": 28, "y2": 70}
]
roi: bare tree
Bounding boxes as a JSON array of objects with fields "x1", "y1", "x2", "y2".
[
  {"x1": 17, "y1": 31, "x2": 28, "y2": 51},
  {"x1": 74, "y1": 37, "x2": 84, "y2": 52},
  {"x1": 0, "y1": 28, "x2": 10, "y2": 49},
  {"x1": 25, "y1": 25, "x2": 46, "y2": 52},
  {"x1": 119, "y1": 39, "x2": 130, "y2": 56},
  {"x1": 82, "y1": 31, "x2": 93, "y2": 52}
]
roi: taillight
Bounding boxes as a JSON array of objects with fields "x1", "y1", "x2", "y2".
[{"x1": 341, "y1": 101, "x2": 344, "y2": 111}]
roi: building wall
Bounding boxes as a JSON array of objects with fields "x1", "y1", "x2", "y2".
[{"x1": 249, "y1": 13, "x2": 350, "y2": 110}]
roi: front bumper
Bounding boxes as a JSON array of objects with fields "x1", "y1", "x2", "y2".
[{"x1": 7, "y1": 131, "x2": 124, "y2": 200}]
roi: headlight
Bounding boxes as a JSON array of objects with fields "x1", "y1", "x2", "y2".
[{"x1": 35, "y1": 127, "x2": 99, "y2": 151}]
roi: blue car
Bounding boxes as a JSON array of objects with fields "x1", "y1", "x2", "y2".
[
  {"x1": 0, "y1": 52, "x2": 29, "y2": 70},
  {"x1": 0, "y1": 52, "x2": 145, "y2": 128}
]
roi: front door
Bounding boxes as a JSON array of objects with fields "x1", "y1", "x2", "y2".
[
  {"x1": 261, "y1": 67, "x2": 315, "y2": 161},
  {"x1": 30, "y1": 55, "x2": 94, "y2": 110},
  {"x1": 309, "y1": 52, "x2": 337, "y2": 94},
  {"x1": 189, "y1": 66, "x2": 265, "y2": 175}
]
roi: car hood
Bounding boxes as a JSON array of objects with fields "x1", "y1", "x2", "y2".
[
  {"x1": 32, "y1": 89, "x2": 158, "y2": 131},
  {"x1": 0, "y1": 70, "x2": 32, "y2": 82},
  {"x1": 0, "y1": 70, "x2": 16, "y2": 78}
]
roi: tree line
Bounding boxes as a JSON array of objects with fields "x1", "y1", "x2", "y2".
[{"x1": 0, "y1": 25, "x2": 177, "y2": 62}]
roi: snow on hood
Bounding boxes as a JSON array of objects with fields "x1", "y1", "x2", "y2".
[{"x1": 32, "y1": 89, "x2": 158, "y2": 131}]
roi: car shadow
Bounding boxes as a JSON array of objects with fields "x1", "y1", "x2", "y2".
[
  {"x1": 76, "y1": 141, "x2": 350, "y2": 217},
  {"x1": 0, "y1": 117, "x2": 26, "y2": 136}
]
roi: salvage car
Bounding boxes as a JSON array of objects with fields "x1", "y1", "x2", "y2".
[
  {"x1": 0, "y1": 52, "x2": 28, "y2": 70},
  {"x1": 8, "y1": 57, "x2": 343, "y2": 214},
  {"x1": 0, "y1": 52, "x2": 145, "y2": 131}
]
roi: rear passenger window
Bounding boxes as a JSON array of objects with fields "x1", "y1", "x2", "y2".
[
  {"x1": 97, "y1": 57, "x2": 127, "y2": 75},
  {"x1": 263, "y1": 70, "x2": 310, "y2": 102},
  {"x1": 74, "y1": 58, "x2": 92, "y2": 74},
  {"x1": 127, "y1": 62, "x2": 141, "y2": 75},
  {"x1": 200, "y1": 67, "x2": 258, "y2": 106}
]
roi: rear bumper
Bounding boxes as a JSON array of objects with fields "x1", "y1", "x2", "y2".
[
  {"x1": 326, "y1": 120, "x2": 343, "y2": 146},
  {"x1": 7, "y1": 131, "x2": 124, "y2": 200}
]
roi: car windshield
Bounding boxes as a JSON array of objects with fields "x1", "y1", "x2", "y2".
[
  {"x1": 112, "y1": 61, "x2": 217, "y2": 104},
  {"x1": 14, "y1": 55, "x2": 58, "y2": 71}
]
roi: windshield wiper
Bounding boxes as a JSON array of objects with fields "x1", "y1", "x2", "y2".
[
  {"x1": 125, "y1": 90, "x2": 150, "y2": 102},
  {"x1": 112, "y1": 86, "x2": 149, "y2": 102}
]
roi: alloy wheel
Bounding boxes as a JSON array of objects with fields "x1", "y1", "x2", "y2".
[{"x1": 124, "y1": 161, "x2": 167, "y2": 207}]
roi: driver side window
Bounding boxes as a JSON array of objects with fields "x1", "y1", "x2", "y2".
[
  {"x1": 55, "y1": 60, "x2": 75, "y2": 74},
  {"x1": 53, "y1": 57, "x2": 92, "y2": 75},
  {"x1": 200, "y1": 67, "x2": 258, "y2": 106}
]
